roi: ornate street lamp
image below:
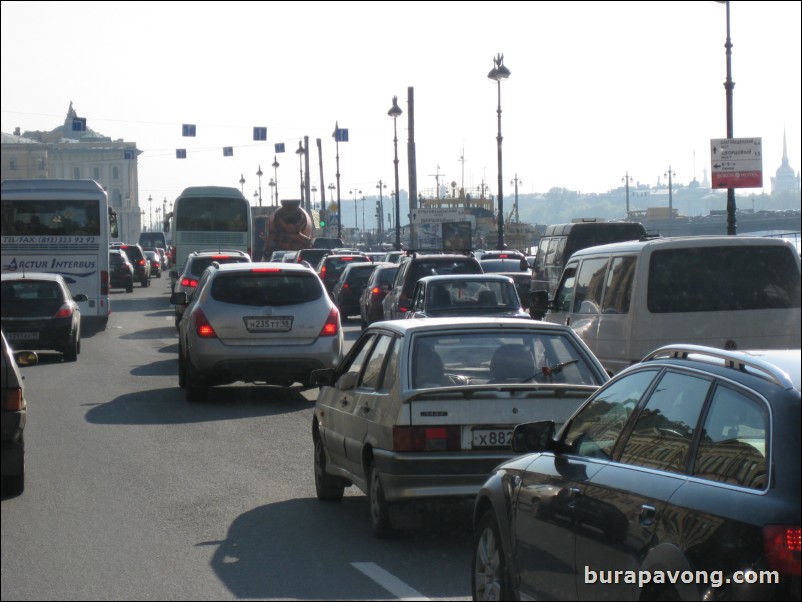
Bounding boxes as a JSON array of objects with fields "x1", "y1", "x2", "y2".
[
  {"x1": 388, "y1": 96, "x2": 403, "y2": 250},
  {"x1": 268, "y1": 178, "x2": 276, "y2": 205},
  {"x1": 239, "y1": 174, "x2": 245, "y2": 194},
  {"x1": 622, "y1": 171, "x2": 633, "y2": 216},
  {"x1": 296, "y1": 141, "x2": 306, "y2": 204},
  {"x1": 148, "y1": 194, "x2": 153, "y2": 232},
  {"x1": 376, "y1": 181, "x2": 386, "y2": 241},
  {"x1": 717, "y1": 0, "x2": 737, "y2": 235},
  {"x1": 350, "y1": 188, "x2": 362, "y2": 232},
  {"x1": 272, "y1": 156, "x2": 280, "y2": 206},
  {"x1": 665, "y1": 166, "x2": 676, "y2": 231},
  {"x1": 256, "y1": 165, "x2": 263, "y2": 207},
  {"x1": 488, "y1": 53, "x2": 510, "y2": 249},
  {"x1": 510, "y1": 174, "x2": 521, "y2": 223}
]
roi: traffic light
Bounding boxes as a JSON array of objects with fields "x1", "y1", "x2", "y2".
[{"x1": 319, "y1": 211, "x2": 327, "y2": 227}]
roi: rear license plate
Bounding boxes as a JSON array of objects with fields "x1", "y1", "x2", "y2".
[
  {"x1": 472, "y1": 429, "x2": 513, "y2": 449},
  {"x1": 7, "y1": 332, "x2": 39, "y2": 341},
  {"x1": 244, "y1": 316, "x2": 293, "y2": 332}
]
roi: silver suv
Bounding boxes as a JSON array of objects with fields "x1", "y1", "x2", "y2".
[{"x1": 171, "y1": 262, "x2": 344, "y2": 401}]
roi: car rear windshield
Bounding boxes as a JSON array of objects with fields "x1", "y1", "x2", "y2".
[
  {"x1": 648, "y1": 245, "x2": 802, "y2": 312},
  {"x1": 190, "y1": 256, "x2": 250, "y2": 277},
  {"x1": 211, "y1": 272, "x2": 324, "y2": 306}
]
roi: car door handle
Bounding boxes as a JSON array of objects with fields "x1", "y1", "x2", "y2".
[
  {"x1": 640, "y1": 504, "x2": 656, "y2": 527},
  {"x1": 565, "y1": 487, "x2": 582, "y2": 509}
]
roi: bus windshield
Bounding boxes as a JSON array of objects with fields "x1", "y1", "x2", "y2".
[{"x1": 174, "y1": 197, "x2": 249, "y2": 232}]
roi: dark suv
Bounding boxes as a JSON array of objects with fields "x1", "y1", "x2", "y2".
[
  {"x1": 109, "y1": 248, "x2": 134, "y2": 293},
  {"x1": 331, "y1": 262, "x2": 379, "y2": 321},
  {"x1": 317, "y1": 253, "x2": 371, "y2": 295},
  {"x1": 382, "y1": 252, "x2": 483, "y2": 320},
  {"x1": 473, "y1": 345, "x2": 801, "y2": 601},
  {"x1": 117, "y1": 243, "x2": 151, "y2": 287}
]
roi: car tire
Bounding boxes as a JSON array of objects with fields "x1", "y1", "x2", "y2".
[
  {"x1": 126, "y1": 281, "x2": 133, "y2": 293},
  {"x1": 178, "y1": 348, "x2": 186, "y2": 388},
  {"x1": 314, "y1": 436, "x2": 345, "y2": 501},
  {"x1": 3, "y1": 436, "x2": 24, "y2": 497},
  {"x1": 63, "y1": 332, "x2": 79, "y2": 362},
  {"x1": 368, "y1": 460, "x2": 394, "y2": 538},
  {"x1": 185, "y1": 365, "x2": 208, "y2": 402},
  {"x1": 472, "y1": 510, "x2": 512, "y2": 601}
]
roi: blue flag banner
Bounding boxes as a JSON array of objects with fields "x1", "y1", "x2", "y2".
[
  {"x1": 182, "y1": 124, "x2": 197, "y2": 137},
  {"x1": 253, "y1": 127, "x2": 267, "y2": 141},
  {"x1": 333, "y1": 127, "x2": 349, "y2": 142},
  {"x1": 123, "y1": 149, "x2": 134, "y2": 160},
  {"x1": 223, "y1": 147, "x2": 233, "y2": 157},
  {"x1": 72, "y1": 117, "x2": 86, "y2": 132},
  {"x1": 176, "y1": 149, "x2": 187, "y2": 159},
  {"x1": 275, "y1": 143, "x2": 285, "y2": 153}
]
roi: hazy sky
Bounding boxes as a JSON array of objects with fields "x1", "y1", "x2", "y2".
[{"x1": 2, "y1": 1, "x2": 800, "y2": 210}]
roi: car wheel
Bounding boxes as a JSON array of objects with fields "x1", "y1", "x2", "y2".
[
  {"x1": 185, "y1": 365, "x2": 208, "y2": 402},
  {"x1": 314, "y1": 436, "x2": 345, "y2": 501},
  {"x1": 126, "y1": 281, "x2": 133, "y2": 293},
  {"x1": 63, "y1": 332, "x2": 79, "y2": 362},
  {"x1": 178, "y1": 347, "x2": 186, "y2": 388},
  {"x1": 3, "y1": 436, "x2": 24, "y2": 497},
  {"x1": 368, "y1": 460, "x2": 394, "y2": 538},
  {"x1": 472, "y1": 510, "x2": 512, "y2": 601}
]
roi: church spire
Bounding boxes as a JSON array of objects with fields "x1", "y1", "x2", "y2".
[{"x1": 782, "y1": 128, "x2": 789, "y2": 166}]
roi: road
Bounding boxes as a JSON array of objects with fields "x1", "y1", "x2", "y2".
[{"x1": 1, "y1": 278, "x2": 473, "y2": 601}]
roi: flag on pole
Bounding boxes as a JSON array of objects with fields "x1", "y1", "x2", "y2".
[
  {"x1": 176, "y1": 149, "x2": 187, "y2": 159},
  {"x1": 182, "y1": 124, "x2": 196, "y2": 137},
  {"x1": 253, "y1": 127, "x2": 267, "y2": 141},
  {"x1": 275, "y1": 143, "x2": 285, "y2": 153}
]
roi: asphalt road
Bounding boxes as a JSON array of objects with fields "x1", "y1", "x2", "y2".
[{"x1": 1, "y1": 278, "x2": 472, "y2": 601}]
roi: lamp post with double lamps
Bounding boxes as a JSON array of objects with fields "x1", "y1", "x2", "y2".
[
  {"x1": 148, "y1": 194, "x2": 153, "y2": 231},
  {"x1": 268, "y1": 179, "x2": 276, "y2": 205},
  {"x1": 296, "y1": 141, "x2": 306, "y2": 206},
  {"x1": 272, "y1": 156, "x2": 280, "y2": 205},
  {"x1": 487, "y1": 53, "x2": 510, "y2": 249},
  {"x1": 716, "y1": 0, "x2": 737, "y2": 235},
  {"x1": 256, "y1": 165, "x2": 263, "y2": 207},
  {"x1": 239, "y1": 174, "x2": 245, "y2": 194},
  {"x1": 388, "y1": 96, "x2": 403, "y2": 250}
]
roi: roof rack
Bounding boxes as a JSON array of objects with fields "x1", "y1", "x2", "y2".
[{"x1": 643, "y1": 344, "x2": 794, "y2": 389}]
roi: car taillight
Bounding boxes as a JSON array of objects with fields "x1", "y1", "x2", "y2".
[
  {"x1": 138, "y1": 259, "x2": 145, "y2": 266},
  {"x1": 1, "y1": 387, "x2": 25, "y2": 411},
  {"x1": 193, "y1": 308, "x2": 217, "y2": 338},
  {"x1": 181, "y1": 277, "x2": 198, "y2": 288},
  {"x1": 320, "y1": 266, "x2": 327, "y2": 276},
  {"x1": 343, "y1": 283, "x2": 350, "y2": 289},
  {"x1": 319, "y1": 307, "x2": 339, "y2": 337},
  {"x1": 393, "y1": 426, "x2": 461, "y2": 451},
  {"x1": 398, "y1": 294, "x2": 410, "y2": 313},
  {"x1": 763, "y1": 526, "x2": 802, "y2": 575},
  {"x1": 371, "y1": 287, "x2": 382, "y2": 296},
  {"x1": 54, "y1": 303, "x2": 74, "y2": 319}
]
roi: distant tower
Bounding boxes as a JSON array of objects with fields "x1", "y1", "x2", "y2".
[{"x1": 771, "y1": 129, "x2": 800, "y2": 193}]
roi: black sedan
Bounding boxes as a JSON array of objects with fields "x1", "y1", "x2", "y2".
[{"x1": 0, "y1": 273, "x2": 87, "y2": 362}]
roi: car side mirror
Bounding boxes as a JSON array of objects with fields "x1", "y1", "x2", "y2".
[
  {"x1": 529, "y1": 290, "x2": 550, "y2": 320},
  {"x1": 169, "y1": 270, "x2": 179, "y2": 279},
  {"x1": 512, "y1": 421, "x2": 556, "y2": 454},
  {"x1": 170, "y1": 291, "x2": 188, "y2": 306},
  {"x1": 310, "y1": 368, "x2": 336, "y2": 387},
  {"x1": 73, "y1": 293, "x2": 89, "y2": 303},
  {"x1": 336, "y1": 371, "x2": 359, "y2": 391}
]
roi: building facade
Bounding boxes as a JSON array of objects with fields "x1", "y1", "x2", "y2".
[{"x1": 1, "y1": 102, "x2": 144, "y2": 242}]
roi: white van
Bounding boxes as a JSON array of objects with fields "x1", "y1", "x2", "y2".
[{"x1": 532, "y1": 236, "x2": 801, "y2": 375}]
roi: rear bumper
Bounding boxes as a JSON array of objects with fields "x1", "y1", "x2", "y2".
[
  {"x1": 1, "y1": 411, "x2": 25, "y2": 474},
  {"x1": 372, "y1": 448, "x2": 513, "y2": 502}
]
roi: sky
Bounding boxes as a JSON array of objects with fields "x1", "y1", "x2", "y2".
[{"x1": 1, "y1": 1, "x2": 800, "y2": 212}]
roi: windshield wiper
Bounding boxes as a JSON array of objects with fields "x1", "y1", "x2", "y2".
[{"x1": 520, "y1": 358, "x2": 580, "y2": 383}]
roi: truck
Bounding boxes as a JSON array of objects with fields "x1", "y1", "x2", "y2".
[{"x1": 257, "y1": 199, "x2": 313, "y2": 260}]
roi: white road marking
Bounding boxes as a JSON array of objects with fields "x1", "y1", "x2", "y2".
[{"x1": 351, "y1": 562, "x2": 429, "y2": 600}]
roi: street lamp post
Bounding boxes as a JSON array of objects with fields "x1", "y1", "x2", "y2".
[
  {"x1": 253, "y1": 190, "x2": 258, "y2": 206},
  {"x1": 719, "y1": 0, "x2": 737, "y2": 235},
  {"x1": 311, "y1": 185, "x2": 318, "y2": 210},
  {"x1": 488, "y1": 53, "x2": 510, "y2": 250},
  {"x1": 350, "y1": 189, "x2": 362, "y2": 232},
  {"x1": 388, "y1": 96, "x2": 403, "y2": 250},
  {"x1": 510, "y1": 174, "x2": 521, "y2": 223},
  {"x1": 376, "y1": 181, "x2": 386, "y2": 242},
  {"x1": 268, "y1": 179, "x2": 276, "y2": 205},
  {"x1": 622, "y1": 171, "x2": 633, "y2": 216},
  {"x1": 272, "y1": 156, "x2": 280, "y2": 206},
  {"x1": 239, "y1": 174, "x2": 245, "y2": 194},
  {"x1": 162, "y1": 197, "x2": 167, "y2": 232},
  {"x1": 665, "y1": 166, "x2": 676, "y2": 230},
  {"x1": 296, "y1": 141, "x2": 306, "y2": 205},
  {"x1": 148, "y1": 194, "x2": 153, "y2": 232},
  {"x1": 256, "y1": 165, "x2": 263, "y2": 207}
]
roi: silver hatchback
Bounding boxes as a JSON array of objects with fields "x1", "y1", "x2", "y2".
[{"x1": 172, "y1": 262, "x2": 344, "y2": 401}]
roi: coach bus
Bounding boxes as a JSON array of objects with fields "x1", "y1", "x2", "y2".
[
  {"x1": 167, "y1": 186, "x2": 252, "y2": 287},
  {"x1": 1, "y1": 179, "x2": 118, "y2": 325}
]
